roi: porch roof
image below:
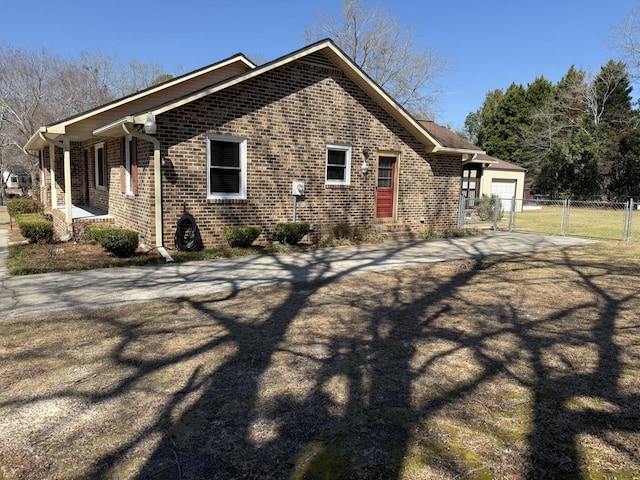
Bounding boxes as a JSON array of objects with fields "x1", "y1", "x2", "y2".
[{"x1": 24, "y1": 54, "x2": 256, "y2": 150}]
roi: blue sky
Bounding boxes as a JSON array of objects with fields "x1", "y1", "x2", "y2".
[{"x1": 1, "y1": 0, "x2": 637, "y2": 131}]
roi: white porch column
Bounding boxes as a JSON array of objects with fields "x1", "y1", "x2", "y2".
[
  {"x1": 49, "y1": 143, "x2": 57, "y2": 209},
  {"x1": 63, "y1": 138, "x2": 72, "y2": 226}
]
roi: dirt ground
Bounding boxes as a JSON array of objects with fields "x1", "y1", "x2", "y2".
[{"x1": 0, "y1": 241, "x2": 639, "y2": 479}]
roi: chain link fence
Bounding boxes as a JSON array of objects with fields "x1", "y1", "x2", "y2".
[{"x1": 458, "y1": 195, "x2": 639, "y2": 241}]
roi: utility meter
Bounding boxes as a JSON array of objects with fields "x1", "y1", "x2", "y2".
[{"x1": 292, "y1": 181, "x2": 305, "y2": 196}]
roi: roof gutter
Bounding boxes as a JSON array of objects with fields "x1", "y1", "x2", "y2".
[
  {"x1": 433, "y1": 146, "x2": 486, "y2": 156},
  {"x1": 121, "y1": 123, "x2": 173, "y2": 263}
]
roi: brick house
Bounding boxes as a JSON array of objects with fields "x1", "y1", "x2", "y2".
[{"x1": 24, "y1": 39, "x2": 479, "y2": 255}]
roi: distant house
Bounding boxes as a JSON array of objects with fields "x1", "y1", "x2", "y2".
[
  {"x1": 24, "y1": 39, "x2": 478, "y2": 252},
  {"x1": 2, "y1": 170, "x2": 32, "y2": 190}
]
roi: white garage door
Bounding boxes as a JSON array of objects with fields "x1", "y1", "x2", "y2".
[{"x1": 491, "y1": 180, "x2": 516, "y2": 212}]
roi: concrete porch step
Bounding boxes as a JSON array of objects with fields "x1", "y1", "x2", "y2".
[{"x1": 373, "y1": 222, "x2": 415, "y2": 242}]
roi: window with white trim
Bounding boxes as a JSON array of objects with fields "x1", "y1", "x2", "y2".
[
  {"x1": 95, "y1": 143, "x2": 106, "y2": 189},
  {"x1": 207, "y1": 135, "x2": 247, "y2": 199},
  {"x1": 325, "y1": 144, "x2": 351, "y2": 185}
]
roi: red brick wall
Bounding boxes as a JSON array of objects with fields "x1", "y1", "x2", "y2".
[
  {"x1": 85, "y1": 138, "x2": 155, "y2": 247},
  {"x1": 156, "y1": 58, "x2": 463, "y2": 247},
  {"x1": 37, "y1": 54, "x2": 463, "y2": 248},
  {"x1": 40, "y1": 139, "x2": 156, "y2": 247}
]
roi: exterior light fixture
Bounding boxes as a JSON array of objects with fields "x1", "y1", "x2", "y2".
[
  {"x1": 362, "y1": 148, "x2": 370, "y2": 173},
  {"x1": 144, "y1": 113, "x2": 157, "y2": 135}
]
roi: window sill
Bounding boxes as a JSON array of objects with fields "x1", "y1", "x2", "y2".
[
  {"x1": 325, "y1": 183, "x2": 351, "y2": 189},
  {"x1": 207, "y1": 198, "x2": 248, "y2": 204}
]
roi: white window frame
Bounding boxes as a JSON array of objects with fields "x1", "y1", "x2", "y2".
[
  {"x1": 207, "y1": 135, "x2": 247, "y2": 200},
  {"x1": 124, "y1": 136, "x2": 133, "y2": 194},
  {"x1": 94, "y1": 143, "x2": 106, "y2": 190},
  {"x1": 325, "y1": 144, "x2": 351, "y2": 186}
]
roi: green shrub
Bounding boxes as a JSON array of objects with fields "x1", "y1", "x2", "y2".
[
  {"x1": 223, "y1": 225, "x2": 262, "y2": 248},
  {"x1": 89, "y1": 225, "x2": 139, "y2": 257},
  {"x1": 475, "y1": 194, "x2": 504, "y2": 221},
  {"x1": 15, "y1": 213, "x2": 53, "y2": 243},
  {"x1": 88, "y1": 225, "x2": 110, "y2": 245},
  {"x1": 332, "y1": 222, "x2": 354, "y2": 240},
  {"x1": 274, "y1": 222, "x2": 310, "y2": 245},
  {"x1": 7, "y1": 198, "x2": 43, "y2": 217}
]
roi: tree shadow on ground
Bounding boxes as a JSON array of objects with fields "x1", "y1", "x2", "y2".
[
  {"x1": 119, "y1": 245, "x2": 639, "y2": 479},
  {"x1": 3, "y1": 240, "x2": 638, "y2": 479}
]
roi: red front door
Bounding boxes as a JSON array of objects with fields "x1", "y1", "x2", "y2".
[{"x1": 376, "y1": 156, "x2": 396, "y2": 218}]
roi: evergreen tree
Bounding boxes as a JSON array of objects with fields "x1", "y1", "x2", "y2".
[
  {"x1": 463, "y1": 61, "x2": 640, "y2": 199},
  {"x1": 609, "y1": 128, "x2": 640, "y2": 200},
  {"x1": 477, "y1": 83, "x2": 529, "y2": 163}
]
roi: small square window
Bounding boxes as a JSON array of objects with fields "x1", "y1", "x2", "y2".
[{"x1": 325, "y1": 144, "x2": 351, "y2": 185}]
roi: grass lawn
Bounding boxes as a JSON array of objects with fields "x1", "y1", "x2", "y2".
[
  {"x1": 511, "y1": 206, "x2": 640, "y2": 240},
  {"x1": 1, "y1": 241, "x2": 639, "y2": 479}
]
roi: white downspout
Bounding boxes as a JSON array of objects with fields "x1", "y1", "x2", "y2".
[{"x1": 122, "y1": 124, "x2": 173, "y2": 263}]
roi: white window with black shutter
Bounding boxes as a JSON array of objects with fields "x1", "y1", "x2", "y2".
[
  {"x1": 207, "y1": 135, "x2": 247, "y2": 200},
  {"x1": 325, "y1": 144, "x2": 351, "y2": 186}
]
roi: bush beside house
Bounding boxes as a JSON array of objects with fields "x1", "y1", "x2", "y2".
[
  {"x1": 89, "y1": 225, "x2": 139, "y2": 258},
  {"x1": 15, "y1": 213, "x2": 53, "y2": 243},
  {"x1": 274, "y1": 222, "x2": 311, "y2": 245},
  {"x1": 223, "y1": 226, "x2": 263, "y2": 248}
]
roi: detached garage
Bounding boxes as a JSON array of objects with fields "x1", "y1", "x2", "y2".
[{"x1": 478, "y1": 155, "x2": 526, "y2": 212}]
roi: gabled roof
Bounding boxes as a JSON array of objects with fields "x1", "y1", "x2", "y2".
[
  {"x1": 25, "y1": 53, "x2": 256, "y2": 150},
  {"x1": 417, "y1": 120, "x2": 483, "y2": 154},
  {"x1": 95, "y1": 39, "x2": 448, "y2": 152},
  {"x1": 482, "y1": 154, "x2": 526, "y2": 172},
  {"x1": 26, "y1": 39, "x2": 474, "y2": 156}
]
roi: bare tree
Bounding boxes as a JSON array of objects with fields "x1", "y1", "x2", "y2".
[
  {"x1": 615, "y1": 2, "x2": 640, "y2": 81},
  {"x1": 0, "y1": 44, "x2": 173, "y2": 201},
  {"x1": 304, "y1": 0, "x2": 447, "y2": 119},
  {"x1": 78, "y1": 50, "x2": 171, "y2": 98}
]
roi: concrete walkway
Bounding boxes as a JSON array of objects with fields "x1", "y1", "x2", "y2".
[
  {"x1": 0, "y1": 205, "x2": 10, "y2": 277},
  {"x1": 0, "y1": 231, "x2": 594, "y2": 319}
]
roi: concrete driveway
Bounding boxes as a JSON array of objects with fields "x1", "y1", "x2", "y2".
[{"x1": 0, "y1": 231, "x2": 595, "y2": 319}]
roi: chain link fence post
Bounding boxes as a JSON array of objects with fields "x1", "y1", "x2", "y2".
[
  {"x1": 561, "y1": 199, "x2": 569, "y2": 235},
  {"x1": 623, "y1": 199, "x2": 630, "y2": 241},
  {"x1": 624, "y1": 198, "x2": 634, "y2": 241},
  {"x1": 457, "y1": 195, "x2": 465, "y2": 230},
  {"x1": 508, "y1": 196, "x2": 515, "y2": 231},
  {"x1": 631, "y1": 199, "x2": 635, "y2": 240}
]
